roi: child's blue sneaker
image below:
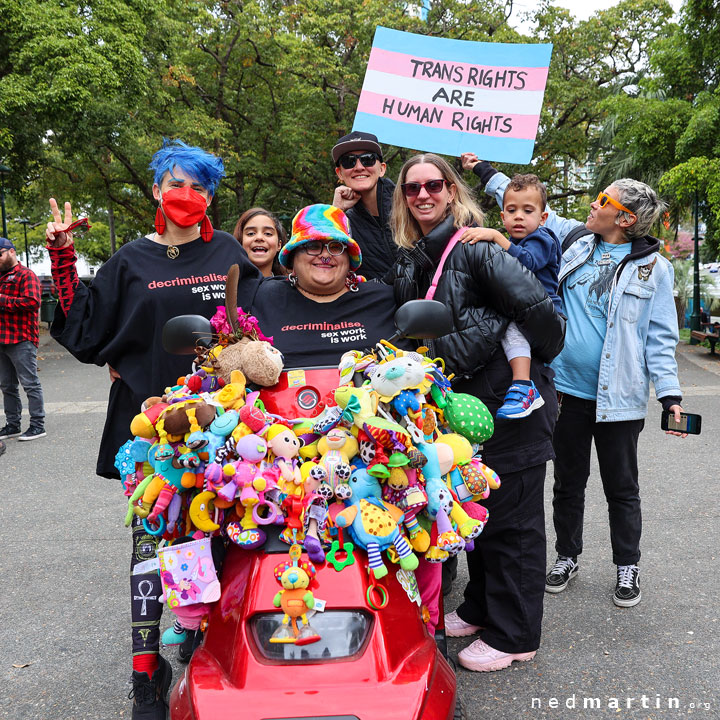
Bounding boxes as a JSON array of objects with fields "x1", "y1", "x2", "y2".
[
  {"x1": 161, "y1": 625, "x2": 187, "y2": 646},
  {"x1": 496, "y1": 381, "x2": 545, "y2": 419}
]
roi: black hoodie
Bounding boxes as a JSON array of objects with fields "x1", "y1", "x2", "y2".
[{"x1": 344, "y1": 176, "x2": 398, "y2": 281}]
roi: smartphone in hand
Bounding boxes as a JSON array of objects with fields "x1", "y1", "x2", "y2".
[{"x1": 661, "y1": 410, "x2": 702, "y2": 435}]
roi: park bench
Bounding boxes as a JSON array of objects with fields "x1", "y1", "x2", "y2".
[{"x1": 691, "y1": 329, "x2": 720, "y2": 355}]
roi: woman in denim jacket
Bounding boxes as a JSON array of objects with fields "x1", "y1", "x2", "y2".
[
  {"x1": 542, "y1": 179, "x2": 686, "y2": 608},
  {"x1": 464, "y1": 156, "x2": 689, "y2": 607}
]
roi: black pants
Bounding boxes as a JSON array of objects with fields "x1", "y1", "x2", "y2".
[
  {"x1": 552, "y1": 394, "x2": 644, "y2": 566},
  {"x1": 456, "y1": 462, "x2": 547, "y2": 654},
  {"x1": 130, "y1": 517, "x2": 163, "y2": 657}
]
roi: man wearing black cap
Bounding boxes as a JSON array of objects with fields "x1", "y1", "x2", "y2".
[
  {"x1": 331, "y1": 131, "x2": 398, "y2": 280},
  {"x1": 0, "y1": 236, "x2": 46, "y2": 441}
]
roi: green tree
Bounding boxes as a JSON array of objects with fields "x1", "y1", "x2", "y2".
[
  {"x1": 0, "y1": 0, "x2": 689, "y2": 263},
  {"x1": 593, "y1": 0, "x2": 720, "y2": 258}
]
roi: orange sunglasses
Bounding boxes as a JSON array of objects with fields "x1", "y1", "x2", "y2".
[{"x1": 596, "y1": 192, "x2": 635, "y2": 216}]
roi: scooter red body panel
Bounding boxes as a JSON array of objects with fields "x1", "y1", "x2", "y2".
[
  {"x1": 170, "y1": 541, "x2": 456, "y2": 720},
  {"x1": 258, "y1": 366, "x2": 340, "y2": 419}
]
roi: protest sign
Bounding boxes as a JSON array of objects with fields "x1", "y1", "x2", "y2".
[{"x1": 353, "y1": 27, "x2": 552, "y2": 164}]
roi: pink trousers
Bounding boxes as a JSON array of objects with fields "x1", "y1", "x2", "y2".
[{"x1": 414, "y1": 556, "x2": 442, "y2": 635}]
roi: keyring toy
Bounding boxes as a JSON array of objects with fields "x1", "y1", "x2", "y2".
[
  {"x1": 326, "y1": 527, "x2": 355, "y2": 572},
  {"x1": 252, "y1": 500, "x2": 280, "y2": 526},
  {"x1": 143, "y1": 515, "x2": 166, "y2": 536},
  {"x1": 366, "y1": 570, "x2": 389, "y2": 610}
]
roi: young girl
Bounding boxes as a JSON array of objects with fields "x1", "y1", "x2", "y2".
[{"x1": 233, "y1": 207, "x2": 287, "y2": 277}]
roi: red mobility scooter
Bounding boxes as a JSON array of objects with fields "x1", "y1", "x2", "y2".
[{"x1": 163, "y1": 301, "x2": 462, "y2": 720}]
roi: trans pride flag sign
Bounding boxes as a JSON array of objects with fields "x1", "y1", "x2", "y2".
[{"x1": 353, "y1": 27, "x2": 553, "y2": 164}]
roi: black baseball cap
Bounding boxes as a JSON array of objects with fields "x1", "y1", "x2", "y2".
[
  {"x1": 0, "y1": 237, "x2": 14, "y2": 251},
  {"x1": 332, "y1": 131, "x2": 383, "y2": 164}
]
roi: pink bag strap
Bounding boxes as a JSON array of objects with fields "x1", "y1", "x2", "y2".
[{"x1": 424, "y1": 227, "x2": 467, "y2": 301}]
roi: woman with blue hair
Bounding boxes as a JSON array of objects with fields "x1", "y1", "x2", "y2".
[{"x1": 45, "y1": 139, "x2": 260, "y2": 720}]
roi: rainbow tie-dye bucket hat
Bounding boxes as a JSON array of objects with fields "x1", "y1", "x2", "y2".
[{"x1": 279, "y1": 204, "x2": 362, "y2": 270}]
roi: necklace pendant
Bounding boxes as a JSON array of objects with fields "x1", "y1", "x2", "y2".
[
  {"x1": 598, "y1": 251, "x2": 612, "y2": 266},
  {"x1": 167, "y1": 245, "x2": 180, "y2": 260}
]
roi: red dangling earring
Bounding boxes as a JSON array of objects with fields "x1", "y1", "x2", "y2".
[
  {"x1": 154, "y1": 207, "x2": 166, "y2": 235},
  {"x1": 200, "y1": 216, "x2": 214, "y2": 242}
]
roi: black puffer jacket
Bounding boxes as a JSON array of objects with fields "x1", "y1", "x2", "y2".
[
  {"x1": 345, "y1": 177, "x2": 398, "y2": 281},
  {"x1": 385, "y1": 215, "x2": 565, "y2": 380}
]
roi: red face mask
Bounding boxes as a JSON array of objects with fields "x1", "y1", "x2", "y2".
[{"x1": 160, "y1": 186, "x2": 208, "y2": 228}]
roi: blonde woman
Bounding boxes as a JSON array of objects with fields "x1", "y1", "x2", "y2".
[{"x1": 385, "y1": 153, "x2": 564, "y2": 672}]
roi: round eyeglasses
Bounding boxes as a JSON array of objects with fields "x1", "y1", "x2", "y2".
[{"x1": 302, "y1": 240, "x2": 346, "y2": 256}]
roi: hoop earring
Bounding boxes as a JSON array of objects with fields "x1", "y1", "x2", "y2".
[
  {"x1": 345, "y1": 271, "x2": 360, "y2": 293},
  {"x1": 288, "y1": 271, "x2": 298, "y2": 287}
]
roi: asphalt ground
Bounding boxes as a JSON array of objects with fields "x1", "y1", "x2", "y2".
[{"x1": 1, "y1": 332, "x2": 718, "y2": 719}]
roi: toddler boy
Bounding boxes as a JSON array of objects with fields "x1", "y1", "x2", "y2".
[{"x1": 463, "y1": 174, "x2": 562, "y2": 419}]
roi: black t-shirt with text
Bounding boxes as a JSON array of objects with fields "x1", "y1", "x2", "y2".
[
  {"x1": 250, "y1": 278, "x2": 399, "y2": 369},
  {"x1": 52, "y1": 230, "x2": 260, "y2": 477}
]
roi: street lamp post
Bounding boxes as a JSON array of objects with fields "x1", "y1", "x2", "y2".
[
  {"x1": 0, "y1": 164, "x2": 10, "y2": 238},
  {"x1": 689, "y1": 190, "x2": 701, "y2": 342},
  {"x1": 15, "y1": 217, "x2": 33, "y2": 267}
]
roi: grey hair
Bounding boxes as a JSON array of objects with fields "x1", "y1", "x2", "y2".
[{"x1": 612, "y1": 179, "x2": 667, "y2": 238}]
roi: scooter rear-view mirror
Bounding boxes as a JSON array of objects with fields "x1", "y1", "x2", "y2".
[
  {"x1": 391, "y1": 299, "x2": 453, "y2": 341},
  {"x1": 162, "y1": 315, "x2": 213, "y2": 355}
]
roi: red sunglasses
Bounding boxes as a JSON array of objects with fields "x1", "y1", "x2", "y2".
[
  {"x1": 65, "y1": 217, "x2": 92, "y2": 235},
  {"x1": 401, "y1": 179, "x2": 447, "y2": 197}
]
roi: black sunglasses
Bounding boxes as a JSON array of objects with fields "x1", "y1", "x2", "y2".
[
  {"x1": 337, "y1": 152, "x2": 380, "y2": 170},
  {"x1": 401, "y1": 179, "x2": 447, "y2": 197}
]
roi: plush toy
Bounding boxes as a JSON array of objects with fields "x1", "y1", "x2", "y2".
[
  {"x1": 185, "y1": 367, "x2": 225, "y2": 394},
  {"x1": 209, "y1": 265, "x2": 284, "y2": 387},
  {"x1": 214, "y1": 340, "x2": 283, "y2": 387},
  {"x1": 316, "y1": 427, "x2": 358, "y2": 501},
  {"x1": 185, "y1": 409, "x2": 239, "y2": 470},
  {"x1": 382, "y1": 458, "x2": 430, "y2": 553},
  {"x1": 334, "y1": 385, "x2": 378, "y2": 430},
  {"x1": 137, "y1": 443, "x2": 201, "y2": 525},
  {"x1": 129, "y1": 397, "x2": 167, "y2": 439},
  {"x1": 157, "y1": 397, "x2": 216, "y2": 440},
  {"x1": 270, "y1": 545, "x2": 321, "y2": 645},
  {"x1": 368, "y1": 352, "x2": 432, "y2": 401},
  {"x1": 189, "y1": 490, "x2": 220, "y2": 533},
  {"x1": 335, "y1": 468, "x2": 419, "y2": 579},
  {"x1": 221, "y1": 461, "x2": 268, "y2": 549},
  {"x1": 214, "y1": 370, "x2": 247, "y2": 411},
  {"x1": 438, "y1": 391, "x2": 494, "y2": 444},
  {"x1": 416, "y1": 440, "x2": 483, "y2": 547},
  {"x1": 266, "y1": 424, "x2": 302, "y2": 489},
  {"x1": 293, "y1": 419, "x2": 321, "y2": 461}
]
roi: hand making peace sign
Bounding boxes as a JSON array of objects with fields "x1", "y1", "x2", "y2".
[{"x1": 46, "y1": 198, "x2": 78, "y2": 249}]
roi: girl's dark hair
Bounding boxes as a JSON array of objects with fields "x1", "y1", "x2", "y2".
[{"x1": 233, "y1": 207, "x2": 288, "y2": 276}]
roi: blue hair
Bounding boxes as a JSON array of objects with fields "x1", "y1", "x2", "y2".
[{"x1": 149, "y1": 139, "x2": 225, "y2": 194}]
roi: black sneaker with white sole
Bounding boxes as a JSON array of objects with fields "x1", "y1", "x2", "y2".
[
  {"x1": 129, "y1": 654, "x2": 172, "y2": 720},
  {"x1": 0, "y1": 424, "x2": 22, "y2": 440},
  {"x1": 613, "y1": 564, "x2": 641, "y2": 607},
  {"x1": 18, "y1": 426, "x2": 47, "y2": 441},
  {"x1": 545, "y1": 555, "x2": 579, "y2": 593}
]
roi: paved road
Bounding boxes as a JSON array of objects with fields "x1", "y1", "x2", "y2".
[{"x1": 1, "y1": 333, "x2": 718, "y2": 719}]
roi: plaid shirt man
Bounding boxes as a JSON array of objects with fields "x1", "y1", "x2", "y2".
[{"x1": 0, "y1": 261, "x2": 42, "y2": 345}]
